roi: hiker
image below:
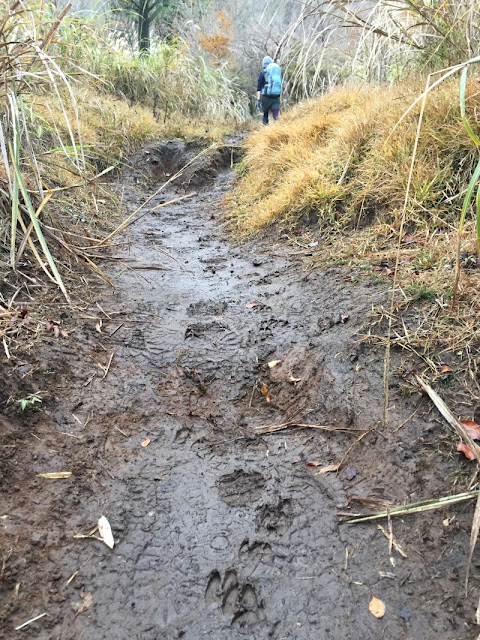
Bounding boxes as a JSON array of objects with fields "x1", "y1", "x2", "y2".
[{"x1": 256, "y1": 55, "x2": 282, "y2": 125}]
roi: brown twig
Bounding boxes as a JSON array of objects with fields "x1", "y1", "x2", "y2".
[{"x1": 255, "y1": 422, "x2": 366, "y2": 436}]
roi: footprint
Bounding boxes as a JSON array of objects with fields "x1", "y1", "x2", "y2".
[
  {"x1": 205, "y1": 570, "x2": 222, "y2": 604},
  {"x1": 256, "y1": 498, "x2": 292, "y2": 533},
  {"x1": 204, "y1": 569, "x2": 265, "y2": 626},
  {"x1": 217, "y1": 470, "x2": 266, "y2": 507},
  {"x1": 239, "y1": 539, "x2": 275, "y2": 565}
]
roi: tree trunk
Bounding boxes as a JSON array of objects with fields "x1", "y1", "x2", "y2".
[{"x1": 138, "y1": 2, "x2": 151, "y2": 54}]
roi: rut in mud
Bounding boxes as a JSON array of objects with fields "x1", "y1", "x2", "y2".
[{"x1": 1, "y1": 141, "x2": 479, "y2": 639}]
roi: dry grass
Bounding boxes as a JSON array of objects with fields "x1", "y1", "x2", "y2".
[
  {"x1": 227, "y1": 78, "x2": 480, "y2": 367},
  {"x1": 0, "y1": 1, "x2": 242, "y2": 305},
  {"x1": 227, "y1": 80, "x2": 480, "y2": 237}
]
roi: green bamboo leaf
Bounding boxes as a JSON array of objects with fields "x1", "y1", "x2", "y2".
[
  {"x1": 476, "y1": 185, "x2": 480, "y2": 256},
  {"x1": 460, "y1": 66, "x2": 480, "y2": 147},
  {"x1": 11, "y1": 145, "x2": 19, "y2": 268},
  {"x1": 458, "y1": 158, "x2": 480, "y2": 236},
  {"x1": 7, "y1": 95, "x2": 21, "y2": 267},
  {"x1": 8, "y1": 141, "x2": 70, "y2": 303}
]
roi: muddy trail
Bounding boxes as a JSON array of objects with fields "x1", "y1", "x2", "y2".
[{"x1": 1, "y1": 140, "x2": 480, "y2": 639}]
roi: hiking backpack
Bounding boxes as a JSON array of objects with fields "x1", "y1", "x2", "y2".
[{"x1": 263, "y1": 62, "x2": 282, "y2": 97}]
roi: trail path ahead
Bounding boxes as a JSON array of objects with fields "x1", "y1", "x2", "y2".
[{"x1": 1, "y1": 142, "x2": 477, "y2": 639}]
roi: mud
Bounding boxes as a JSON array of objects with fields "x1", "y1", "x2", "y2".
[{"x1": 1, "y1": 141, "x2": 480, "y2": 639}]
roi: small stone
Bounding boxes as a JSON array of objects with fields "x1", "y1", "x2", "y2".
[
  {"x1": 344, "y1": 467, "x2": 357, "y2": 480},
  {"x1": 399, "y1": 605, "x2": 412, "y2": 621}
]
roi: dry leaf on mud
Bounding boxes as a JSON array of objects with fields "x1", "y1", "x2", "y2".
[
  {"x1": 440, "y1": 363, "x2": 453, "y2": 374},
  {"x1": 246, "y1": 301, "x2": 261, "y2": 309},
  {"x1": 316, "y1": 463, "x2": 340, "y2": 475},
  {"x1": 287, "y1": 376, "x2": 301, "y2": 384},
  {"x1": 98, "y1": 516, "x2": 114, "y2": 549},
  {"x1": 307, "y1": 461, "x2": 322, "y2": 467},
  {"x1": 260, "y1": 383, "x2": 269, "y2": 396},
  {"x1": 457, "y1": 442, "x2": 476, "y2": 460},
  {"x1": 369, "y1": 595, "x2": 386, "y2": 619},
  {"x1": 456, "y1": 420, "x2": 480, "y2": 459},
  {"x1": 38, "y1": 471, "x2": 72, "y2": 479},
  {"x1": 461, "y1": 419, "x2": 480, "y2": 440},
  {"x1": 267, "y1": 359, "x2": 281, "y2": 368},
  {"x1": 141, "y1": 438, "x2": 151, "y2": 447},
  {"x1": 72, "y1": 591, "x2": 93, "y2": 616}
]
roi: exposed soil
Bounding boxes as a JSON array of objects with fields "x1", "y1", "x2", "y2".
[{"x1": 1, "y1": 140, "x2": 480, "y2": 639}]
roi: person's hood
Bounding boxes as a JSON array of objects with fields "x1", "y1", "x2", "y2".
[{"x1": 262, "y1": 56, "x2": 273, "y2": 69}]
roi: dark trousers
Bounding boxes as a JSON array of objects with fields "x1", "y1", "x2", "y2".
[{"x1": 261, "y1": 95, "x2": 280, "y2": 125}]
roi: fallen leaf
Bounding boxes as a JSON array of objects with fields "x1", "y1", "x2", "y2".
[
  {"x1": 260, "y1": 383, "x2": 268, "y2": 396},
  {"x1": 141, "y1": 438, "x2": 151, "y2": 447},
  {"x1": 72, "y1": 592, "x2": 93, "y2": 616},
  {"x1": 316, "y1": 463, "x2": 340, "y2": 475},
  {"x1": 98, "y1": 515, "x2": 114, "y2": 549},
  {"x1": 440, "y1": 363, "x2": 453, "y2": 374},
  {"x1": 457, "y1": 442, "x2": 476, "y2": 460},
  {"x1": 307, "y1": 461, "x2": 322, "y2": 467},
  {"x1": 38, "y1": 471, "x2": 72, "y2": 479},
  {"x1": 246, "y1": 301, "x2": 261, "y2": 309},
  {"x1": 267, "y1": 359, "x2": 282, "y2": 369},
  {"x1": 287, "y1": 376, "x2": 301, "y2": 384},
  {"x1": 461, "y1": 419, "x2": 480, "y2": 440},
  {"x1": 266, "y1": 395, "x2": 271, "y2": 403},
  {"x1": 369, "y1": 595, "x2": 386, "y2": 619}
]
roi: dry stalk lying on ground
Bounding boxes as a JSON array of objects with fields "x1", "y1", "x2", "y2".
[{"x1": 254, "y1": 422, "x2": 365, "y2": 435}]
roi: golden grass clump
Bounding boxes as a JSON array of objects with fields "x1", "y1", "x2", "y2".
[{"x1": 227, "y1": 81, "x2": 479, "y2": 237}]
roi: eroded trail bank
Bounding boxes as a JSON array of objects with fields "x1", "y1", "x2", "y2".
[{"x1": 1, "y1": 144, "x2": 478, "y2": 639}]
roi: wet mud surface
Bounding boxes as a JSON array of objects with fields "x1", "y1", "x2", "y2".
[{"x1": 1, "y1": 141, "x2": 480, "y2": 639}]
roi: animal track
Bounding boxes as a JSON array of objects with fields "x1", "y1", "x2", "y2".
[
  {"x1": 184, "y1": 319, "x2": 228, "y2": 339},
  {"x1": 205, "y1": 569, "x2": 265, "y2": 626},
  {"x1": 187, "y1": 300, "x2": 228, "y2": 317},
  {"x1": 217, "y1": 470, "x2": 266, "y2": 506},
  {"x1": 239, "y1": 539, "x2": 275, "y2": 565},
  {"x1": 256, "y1": 498, "x2": 292, "y2": 533}
]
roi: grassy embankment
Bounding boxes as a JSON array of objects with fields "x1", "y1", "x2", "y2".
[{"x1": 227, "y1": 79, "x2": 480, "y2": 371}]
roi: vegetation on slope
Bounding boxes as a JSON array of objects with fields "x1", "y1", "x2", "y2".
[
  {"x1": 227, "y1": 75, "x2": 480, "y2": 374},
  {"x1": 0, "y1": 1, "x2": 247, "y2": 301},
  {"x1": 228, "y1": 81, "x2": 479, "y2": 235}
]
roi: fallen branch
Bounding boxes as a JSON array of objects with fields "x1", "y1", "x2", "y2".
[
  {"x1": 413, "y1": 373, "x2": 480, "y2": 594},
  {"x1": 254, "y1": 422, "x2": 365, "y2": 436},
  {"x1": 345, "y1": 490, "x2": 480, "y2": 524}
]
